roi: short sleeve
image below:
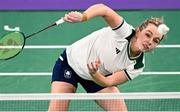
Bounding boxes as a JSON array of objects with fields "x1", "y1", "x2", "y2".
[
  {"x1": 123, "y1": 55, "x2": 145, "y2": 80},
  {"x1": 112, "y1": 20, "x2": 134, "y2": 40},
  {"x1": 124, "y1": 66, "x2": 144, "y2": 80}
]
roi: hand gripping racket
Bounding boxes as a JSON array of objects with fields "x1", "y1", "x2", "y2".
[{"x1": 0, "y1": 18, "x2": 64, "y2": 60}]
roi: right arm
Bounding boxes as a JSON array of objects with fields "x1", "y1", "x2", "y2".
[{"x1": 63, "y1": 4, "x2": 123, "y2": 28}]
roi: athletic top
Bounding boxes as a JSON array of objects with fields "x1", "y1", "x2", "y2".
[{"x1": 65, "y1": 20, "x2": 144, "y2": 80}]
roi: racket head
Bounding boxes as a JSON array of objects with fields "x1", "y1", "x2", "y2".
[{"x1": 0, "y1": 32, "x2": 26, "y2": 60}]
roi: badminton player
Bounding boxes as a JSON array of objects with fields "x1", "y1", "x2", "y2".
[{"x1": 48, "y1": 3, "x2": 169, "y2": 111}]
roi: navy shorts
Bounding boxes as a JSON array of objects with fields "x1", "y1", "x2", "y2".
[{"x1": 52, "y1": 50, "x2": 106, "y2": 93}]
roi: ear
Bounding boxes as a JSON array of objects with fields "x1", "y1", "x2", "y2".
[
  {"x1": 135, "y1": 28, "x2": 140, "y2": 35},
  {"x1": 134, "y1": 29, "x2": 140, "y2": 40},
  {"x1": 136, "y1": 27, "x2": 141, "y2": 32}
]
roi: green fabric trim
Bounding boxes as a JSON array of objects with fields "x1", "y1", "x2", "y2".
[{"x1": 134, "y1": 53, "x2": 144, "y2": 69}]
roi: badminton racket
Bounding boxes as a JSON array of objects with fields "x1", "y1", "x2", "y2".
[{"x1": 0, "y1": 18, "x2": 64, "y2": 60}]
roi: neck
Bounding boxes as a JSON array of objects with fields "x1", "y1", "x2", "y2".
[{"x1": 130, "y1": 37, "x2": 142, "y2": 57}]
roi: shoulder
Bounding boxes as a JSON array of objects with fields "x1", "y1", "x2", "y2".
[{"x1": 112, "y1": 19, "x2": 135, "y2": 39}]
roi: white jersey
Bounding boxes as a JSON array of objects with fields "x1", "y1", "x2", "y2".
[{"x1": 65, "y1": 20, "x2": 144, "y2": 80}]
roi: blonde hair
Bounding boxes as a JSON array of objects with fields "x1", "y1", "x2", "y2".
[
  {"x1": 138, "y1": 17, "x2": 164, "y2": 31},
  {"x1": 137, "y1": 17, "x2": 166, "y2": 40}
]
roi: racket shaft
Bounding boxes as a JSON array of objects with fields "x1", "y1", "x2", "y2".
[{"x1": 26, "y1": 18, "x2": 64, "y2": 39}]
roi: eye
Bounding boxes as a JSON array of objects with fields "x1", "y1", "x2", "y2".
[
  {"x1": 145, "y1": 33, "x2": 151, "y2": 38},
  {"x1": 153, "y1": 39, "x2": 160, "y2": 44}
]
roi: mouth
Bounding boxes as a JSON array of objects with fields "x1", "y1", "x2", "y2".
[{"x1": 142, "y1": 44, "x2": 149, "y2": 50}]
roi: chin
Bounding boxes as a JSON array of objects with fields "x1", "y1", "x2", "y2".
[
  {"x1": 138, "y1": 46, "x2": 146, "y2": 52},
  {"x1": 142, "y1": 48, "x2": 147, "y2": 52},
  {"x1": 139, "y1": 46, "x2": 151, "y2": 53},
  {"x1": 139, "y1": 48, "x2": 149, "y2": 53},
  {"x1": 144, "y1": 49, "x2": 152, "y2": 52}
]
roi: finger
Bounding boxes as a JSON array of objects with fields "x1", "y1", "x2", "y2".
[
  {"x1": 87, "y1": 64, "x2": 91, "y2": 70},
  {"x1": 69, "y1": 11, "x2": 83, "y2": 22},
  {"x1": 68, "y1": 12, "x2": 81, "y2": 21},
  {"x1": 87, "y1": 64, "x2": 95, "y2": 75},
  {"x1": 95, "y1": 60, "x2": 99, "y2": 65},
  {"x1": 91, "y1": 62, "x2": 97, "y2": 71},
  {"x1": 69, "y1": 11, "x2": 82, "y2": 20},
  {"x1": 66, "y1": 14, "x2": 76, "y2": 22},
  {"x1": 91, "y1": 62, "x2": 95, "y2": 70},
  {"x1": 87, "y1": 63, "x2": 94, "y2": 72},
  {"x1": 68, "y1": 12, "x2": 78, "y2": 17},
  {"x1": 97, "y1": 58, "x2": 101, "y2": 64},
  {"x1": 64, "y1": 13, "x2": 76, "y2": 22},
  {"x1": 95, "y1": 63, "x2": 98, "y2": 69},
  {"x1": 64, "y1": 14, "x2": 73, "y2": 23},
  {"x1": 95, "y1": 58, "x2": 101, "y2": 66}
]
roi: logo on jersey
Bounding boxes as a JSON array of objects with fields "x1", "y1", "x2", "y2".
[
  {"x1": 115, "y1": 48, "x2": 120, "y2": 54},
  {"x1": 64, "y1": 70, "x2": 72, "y2": 79}
]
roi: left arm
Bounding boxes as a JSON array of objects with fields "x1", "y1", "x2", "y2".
[
  {"x1": 87, "y1": 59, "x2": 128, "y2": 87},
  {"x1": 90, "y1": 71, "x2": 128, "y2": 87}
]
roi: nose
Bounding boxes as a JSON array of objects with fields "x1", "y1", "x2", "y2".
[
  {"x1": 147, "y1": 38, "x2": 156, "y2": 49},
  {"x1": 147, "y1": 39, "x2": 152, "y2": 46},
  {"x1": 148, "y1": 41, "x2": 152, "y2": 46}
]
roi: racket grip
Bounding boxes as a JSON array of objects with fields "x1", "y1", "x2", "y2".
[{"x1": 55, "y1": 18, "x2": 65, "y2": 25}]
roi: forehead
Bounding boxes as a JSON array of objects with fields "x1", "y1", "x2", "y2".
[{"x1": 143, "y1": 23, "x2": 163, "y2": 38}]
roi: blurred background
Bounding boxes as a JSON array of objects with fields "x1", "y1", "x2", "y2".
[{"x1": 0, "y1": 0, "x2": 180, "y2": 111}]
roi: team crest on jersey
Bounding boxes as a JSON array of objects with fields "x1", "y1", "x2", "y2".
[{"x1": 64, "y1": 70, "x2": 72, "y2": 79}]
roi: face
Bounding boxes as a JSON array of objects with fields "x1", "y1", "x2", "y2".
[{"x1": 135, "y1": 23, "x2": 163, "y2": 52}]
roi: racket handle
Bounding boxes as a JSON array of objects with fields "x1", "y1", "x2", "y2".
[{"x1": 55, "y1": 18, "x2": 64, "y2": 25}]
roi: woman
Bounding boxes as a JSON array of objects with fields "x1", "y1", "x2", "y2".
[{"x1": 48, "y1": 3, "x2": 169, "y2": 111}]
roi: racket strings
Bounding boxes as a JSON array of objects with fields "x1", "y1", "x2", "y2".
[
  {"x1": 0, "y1": 32, "x2": 25, "y2": 60},
  {"x1": 0, "y1": 39, "x2": 19, "y2": 54},
  {"x1": 0, "y1": 21, "x2": 59, "y2": 60}
]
